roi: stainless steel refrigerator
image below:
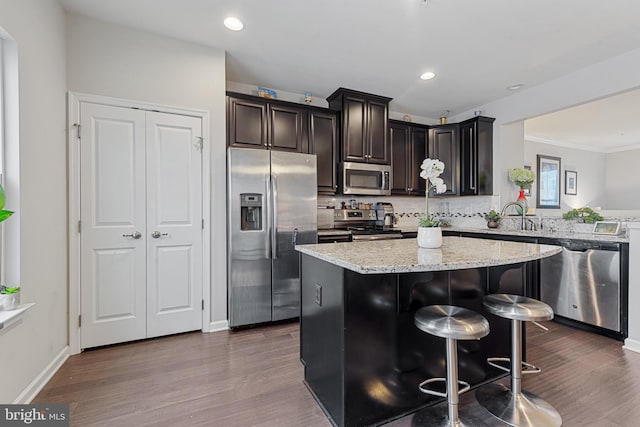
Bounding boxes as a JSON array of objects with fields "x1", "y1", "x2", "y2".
[{"x1": 227, "y1": 147, "x2": 317, "y2": 327}]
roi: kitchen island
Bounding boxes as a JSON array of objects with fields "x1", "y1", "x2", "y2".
[{"x1": 296, "y1": 236, "x2": 561, "y2": 427}]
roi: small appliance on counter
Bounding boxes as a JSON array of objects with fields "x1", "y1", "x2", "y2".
[
  {"x1": 333, "y1": 203, "x2": 401, "y2": 241},
  {"x1": 374, "y1": 202, "x2": 396, "y2": 229}
]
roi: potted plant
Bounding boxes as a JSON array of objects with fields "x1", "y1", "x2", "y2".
[
  {"x1": 485, "y1": 210, "x2": 502, "y2": 229},
  {"x1": 562, "y1": 207, "x2": 603, "y2": 224},
  {"x1": 508, "y1": 168, "x2": 535, "y2": 214},
  {"x1": 0, "y1": 285, "x2": 20, "y2": 310},
  {"x1": 417, "y1": 158, "x2": 447, "y2": 248}
]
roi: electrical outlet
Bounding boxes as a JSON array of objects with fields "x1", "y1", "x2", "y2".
[{"x1": 315, "y1": 283, "x2": 322, "y2": 306}]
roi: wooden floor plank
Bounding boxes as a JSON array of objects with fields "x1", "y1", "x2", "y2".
[{"x1": 34, "y1": 320, "x2": 640, "y2": 426}]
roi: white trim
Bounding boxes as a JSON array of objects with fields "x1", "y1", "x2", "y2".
[
  {"x1": 623, "y1": 338, "x2": 640, "y2": 354},
  {"x1": 68, "y1": 92, "x2": 211, "y2": 355},
  {"x1": 525, "y1": 134, "x2": 640, "y2": 154},
  {"x1": 13, "y1": 346, "x2": 69, "y2": 404},
  {"x1": 208, "y1": 320, "x2": 229, "y2": 332},
  {"x1": 201, "y1": 112, "x2": 211, "y2": 334},
  {"x1": 0, "y1": 302, "x2": 35, "y2": 333}
]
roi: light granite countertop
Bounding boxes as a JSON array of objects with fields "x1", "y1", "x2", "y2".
[
  {"x1": 296, "y1": 236, "x2": 562, "y2": 274},
  {"x1": 396, "y1": 226, "x2": 629, "y2": 243}
]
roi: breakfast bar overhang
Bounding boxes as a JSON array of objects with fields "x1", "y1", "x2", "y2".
[{"x1": 296, "y1": 236, "x2": 561, "y2": 427}]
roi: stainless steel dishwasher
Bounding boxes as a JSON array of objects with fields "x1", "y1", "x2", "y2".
[{"x1": 539, "y1": 239, "x2": 620, "y2": 332}]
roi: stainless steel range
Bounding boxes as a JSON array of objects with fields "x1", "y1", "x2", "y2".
[{"x1": 333, "y1": 203, "x2": 402, "y2": 241}]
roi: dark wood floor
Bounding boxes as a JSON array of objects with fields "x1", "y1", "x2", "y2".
[{"x1": 35, "y1": 321, "x2": 640, "y2": 426}]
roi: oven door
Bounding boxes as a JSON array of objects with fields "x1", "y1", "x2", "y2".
[{"x1": 342, "y1": 162, "x2": 391, "y2": 196}]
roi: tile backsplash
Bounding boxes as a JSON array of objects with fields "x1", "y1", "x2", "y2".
[{"x1": 317, "y1": 194, "x2": 640, "y2": 234}]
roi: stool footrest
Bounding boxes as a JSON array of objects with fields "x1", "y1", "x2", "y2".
[
  {"x1": 418, "y1": 377, "x2": 470, "y2": 398},
  {"x1": 487, "y1": 357, "x2": 541, "y2": 375}
]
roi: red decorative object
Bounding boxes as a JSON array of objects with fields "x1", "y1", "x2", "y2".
[{"x1": 516, "y1": 189, "x2": 528, "y2": 215}]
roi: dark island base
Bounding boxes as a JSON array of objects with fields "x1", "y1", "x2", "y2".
[{"x1": 300, "y1": 254, "x2": 535, "y2": 427}]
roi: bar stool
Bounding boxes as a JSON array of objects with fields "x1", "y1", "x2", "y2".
[
  {"x1": 414, "y1": 305, "x2": 490, "y2": 427},
  {"x1": 476, "y1": 294, "x2": 562, "y2": 427}
]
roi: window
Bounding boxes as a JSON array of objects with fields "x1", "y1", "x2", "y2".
[{"x1": 0, "y1": 27, "x2": 20, "y2": 287}]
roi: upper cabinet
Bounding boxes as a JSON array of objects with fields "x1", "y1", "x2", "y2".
[
  {"x1": 227, "y1": 93, "x2": 307, "y2": 152},
  {"x1": 428, "y1": 124, "x2": 459, "y2": 196},
  {"x1": 227, "y1": 96, "x2": 268, "y2": 148},
  {"x1": 390, "y1": 120, "x2": 427, "y2": 196},
  {"x1": 428, "y1": 116, "x2": 495, "y2": 197},
  {"x1": 459, "y1": 116, "x2": 495, "y2": 196},
  {"x1": 227, "y1": 92, "x2": 338, "y2": 194},
  {"x1": 309, "y1": 109, "x2": 339, "y2": 195},
  {"x1": 327, "y1": 88, "x2": 392, "y2": 165}
]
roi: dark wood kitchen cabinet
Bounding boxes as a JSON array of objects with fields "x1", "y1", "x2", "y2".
[
  {"x1": 428, "y1": 124, "x2": 459, "y2": 196},
  {"x1": 459, "y1": 116, "x2": 495, "y2": 196},
  {"x1": 309, "y1": 109, "x2": 339, "y2": 194},
  {"x1": 227, "y1": 93, "x2": 306, "y2": 152},
  {"x1": 327, "y1": 88, "x2": 392, "y2": 165},
  {"x1": 227, "y1": 95, "x2": 268, "y2": 148},
  {"x1": 390, "y1": 120, "x2": 427, "y2": 196}
]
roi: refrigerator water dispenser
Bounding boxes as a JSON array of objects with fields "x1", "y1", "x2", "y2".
[{"x1": 240, "y1": 193, "x2": 262, "y2": 231}]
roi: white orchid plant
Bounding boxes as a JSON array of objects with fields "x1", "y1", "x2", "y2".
[{"x1": 419, "y1": 158, "x2": 447, "y2": 227}]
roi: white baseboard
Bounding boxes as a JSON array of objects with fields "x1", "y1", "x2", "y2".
[
  {"x1": 208, "y1": 320, "x2": 229, "y2": 332},
  {"x1": 13, "y1": 346, "x2": 69, "y2": 404},
  {"x1": 623, "y1": 338, "x2": 640, "y2": 353}
]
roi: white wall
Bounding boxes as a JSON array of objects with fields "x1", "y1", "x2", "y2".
[
  {"x1": 524, "y1": 140, "x2": 607, "y2": 212},
  {"x1": 605, "y1": 149, "x2": 640, "y2": 210},
  {"x1": 65, "y1": 15, "x2": 228, "y2": 326},
  {"x1": 0, "y1": 0, "x2": 68, "y2": 403},
  {"x1": 450, "y1": 48, "x2": 640, "y2": 209}
]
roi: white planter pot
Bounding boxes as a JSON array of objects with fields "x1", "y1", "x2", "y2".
[
  {"x1": 0, "y1": 292, "x2": 20, "y2": 310},
  {"x1": 417, "y1": 226, "x2": 442, "y2": 249}
]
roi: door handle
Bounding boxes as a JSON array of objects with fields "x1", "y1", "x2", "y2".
[
  {"x1": 123, "y1": 231, "x2": 142, "y2": 239},
  {"x1": 151, "y1": 231, "x2": 168, "y2": 239}
]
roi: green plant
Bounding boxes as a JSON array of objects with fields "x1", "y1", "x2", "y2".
[
  {"x1": 508, "y1": 168, "x2": 535, "y2": 190},
  {"x1": 419, "y1": 214, "x2": 442, "y2": 228},
  {"x1": 0, "y1": 183, "x2": 14, "y2": 222},
  {"x1": 0, "y1": 285, "x2": 20, "y2": 294},
  {"x1": 484, "y1": 210, "x2": 502, "y2": 222},
  {"x1": 562, "y1": 207, "x2": 603, "y2": 224}
]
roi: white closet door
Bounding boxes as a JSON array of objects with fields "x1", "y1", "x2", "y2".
[
  {"x1": 80, "y1": 103, "x2": 147, "y2": 348},
  {"x1": 145, "y1": 112, "x2": 203, "y2": 338}
]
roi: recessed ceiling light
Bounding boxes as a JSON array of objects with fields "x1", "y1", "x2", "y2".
[
  {"x1": 420, "y1": 72, "x2": 436, "y2": 80},
  {"x1": 224, "y1": 17, "x2": 244, "y2": 31},
  {"x1": 507, "y1": 83, "x2": 525, "y2": 91}
]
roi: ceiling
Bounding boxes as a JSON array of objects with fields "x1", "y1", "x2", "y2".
[
  {"x1": 525, "y1": 88, "x2": 640, "y2": 152},
  {"x1": 59, "y1": 0, "x2": 640, "y2": 121}
]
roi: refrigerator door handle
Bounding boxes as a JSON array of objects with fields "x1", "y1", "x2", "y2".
[
  {"x1": 271, "y1": 174, "x2": 278, "y2": 259},
  {"x1": 265, "y1": 175, "x2": 272, "y2": 259}
]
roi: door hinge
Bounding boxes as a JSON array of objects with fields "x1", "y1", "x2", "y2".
[
  {"x1": 78, "y1": 220, "x2": 81, "y2": 233},
  {"x1": 195, "y1": 137, "x2": 204, "y2": 151},
  {"x1": 78, "y1": 315, "x2": 81, "y2": 327},
  {"x1": 201, "y1": 300, "x2": 205, "y2": 311},
  {"x1": 73, "y1": 123, "x2": 81, "y2": 140},
  {"x1": 202, "y1": 219, "x2": 204, "y2": 230}
]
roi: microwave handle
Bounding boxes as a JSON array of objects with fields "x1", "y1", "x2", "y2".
[{"x1": 382, "y1": 171, "x2": 390, "y2": 190}]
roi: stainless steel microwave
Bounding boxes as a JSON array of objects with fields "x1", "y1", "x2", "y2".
[{"x1": 342, "y1": 162, "x2": 391, "y2": 196}]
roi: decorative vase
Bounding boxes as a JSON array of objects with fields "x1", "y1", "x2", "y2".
[
  {"x1": 516, "y1": 189, "x2": 528, "y2": 215},
  {"x1": 417, "y1": 226, "x2": 442, "y2": 249},
  {"x1": 487, "y1": 221, "x2": 499, "y2": 229}
]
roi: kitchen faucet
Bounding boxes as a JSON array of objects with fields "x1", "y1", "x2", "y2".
[{"x1": 500, "y1": 201, "x2": 527, "y2": 230}]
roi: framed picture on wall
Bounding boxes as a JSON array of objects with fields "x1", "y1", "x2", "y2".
[
  {"x1": 536, "y1": 155, "x2": 561, "y2": 209},
  {"x1": 565, "y1": 170, "x2": 577, "y2": 195}
]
